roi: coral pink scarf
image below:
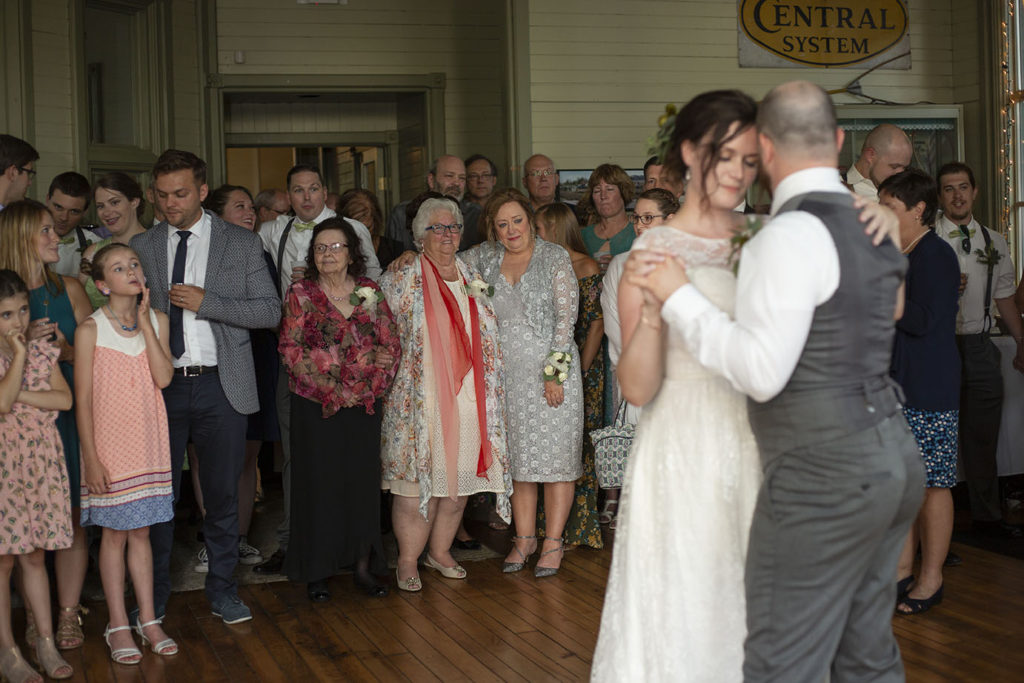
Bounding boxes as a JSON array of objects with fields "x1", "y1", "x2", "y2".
[{"x1": 421, "y1": 255, "x2": 492, "y2": 498}]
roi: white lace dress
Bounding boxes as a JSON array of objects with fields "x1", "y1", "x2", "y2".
[{"x1": 590, "y1": 227, "x2": 762, "y2": 682}]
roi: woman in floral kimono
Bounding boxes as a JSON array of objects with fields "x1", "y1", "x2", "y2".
[{"x1": 379, "y1": 198, "x2": 511, "y2": 593}]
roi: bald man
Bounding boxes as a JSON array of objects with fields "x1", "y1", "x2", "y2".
[
  {"x1": 631, "y1": 81, "x2": 922, "y2": 682},
  {"x1": 385, "y1": 154, "x2": 482, "y2": 250},
  {"x1": 846, "y1": 123, "x2": 913, "y2": 201}
]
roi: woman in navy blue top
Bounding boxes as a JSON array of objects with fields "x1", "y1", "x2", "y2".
[{"x1": 879, "y1": 169, "x2": 961, "y2": 616}]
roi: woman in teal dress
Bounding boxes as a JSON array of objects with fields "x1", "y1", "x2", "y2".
[
  {"x1": 79, "y1": 173, "x2": 147, "y2": 309},
  {"x1": 0, "y1": 199, "x2": 92, "y2": 650},
  {"x1": 579, "y1": 164, "x2": 637, "y2": 273},
  {"x1": 535, "y1": 203, "x2": 604, "y2": 550}
]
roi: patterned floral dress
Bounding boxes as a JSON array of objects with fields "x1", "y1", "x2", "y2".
[
  {"x1": 79, "y1": 309, "x2": 174, "y2": 530},
  {"x1": 0, "y1": 340, "x2": 73, "y2": 554},
  {"x1": 540, "y1": 273, "x2": 604, "y2": 548}
]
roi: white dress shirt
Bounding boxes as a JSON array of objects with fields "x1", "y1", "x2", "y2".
[
  {"x1": 845, "y1": 165, "x2": 878, "y2": 201},
  {"x1": 259, "y1": 207, "x2": 381, "y2": 297},
  {"x1": 660, "y1": 167, "x2": 844, "y2": 402},
  {"x1": 166, "y1": 212, "x2": 218, "y2": 367},
  {"x1": 54, "y1": 228, "x2": 101, "y2": 277},
  {"x1": 936, "y1": 213, "x2": 1016, "y2": 334}
]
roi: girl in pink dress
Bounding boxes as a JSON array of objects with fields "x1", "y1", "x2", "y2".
[
  {"x1": 0, "y1": 269, "x2": 74, "y2": 683},
  {"x1": 74, "y1": 244, "x2": 176, "y2": 665}
]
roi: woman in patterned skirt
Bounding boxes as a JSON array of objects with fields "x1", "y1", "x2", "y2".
[{"x1": 880, "y1": 169, "x2": 962, "y2": 615}]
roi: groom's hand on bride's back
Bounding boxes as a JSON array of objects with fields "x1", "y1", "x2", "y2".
[
  {"x1": 851, "y1": 193, "x2": 901, "y2": 248},
  {"x1": 624, "y1": 249, "x2": 690, "y2": 304}
]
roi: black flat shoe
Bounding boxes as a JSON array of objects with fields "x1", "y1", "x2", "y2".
[
  {"x1": 944, "y1": 551, "x2": 962, "y2": 567},
  {"x1": 253, "y1": 550, "x2": 285, "y2": 574},
  {"x1": 356, "y1": 579, "x2": 389, "y2": 598},
  {"x1": 452, "y1": 538, "x2": 481, "y2": 551},
  {"x1": 307, "y1": 580, "x2": 330, "y2": 602},
  {"x1": 897, "y1": 584, "x2": 943, "y2": 615}
]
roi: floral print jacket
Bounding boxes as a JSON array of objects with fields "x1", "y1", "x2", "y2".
[
  {"x1": 279, "y1": 277, "x2": 400, "y2": 417},
  {"x1": 379, "y1": 257, "x2": 512, "y2": 522}
]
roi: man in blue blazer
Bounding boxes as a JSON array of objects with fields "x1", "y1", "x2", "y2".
[{"x1": 132, "y1": 149, "x2": 280, "y2": 624}]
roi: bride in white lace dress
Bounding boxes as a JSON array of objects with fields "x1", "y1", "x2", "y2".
[{"x1": 591, "y1": 90, "x2": 764, "y2": 682}]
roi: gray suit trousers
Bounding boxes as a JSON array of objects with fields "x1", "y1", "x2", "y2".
[{"x1": 743, "y1": 414, "x2": 925, "y2": 683}]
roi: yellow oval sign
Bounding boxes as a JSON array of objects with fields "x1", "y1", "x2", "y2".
[{"x1": 739, "y1": 0, "x2": 908, "y2": 67}]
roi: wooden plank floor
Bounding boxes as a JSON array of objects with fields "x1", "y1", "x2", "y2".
[{"x1": 18, "y1": 533, "x2": 1024, "y2": 682}]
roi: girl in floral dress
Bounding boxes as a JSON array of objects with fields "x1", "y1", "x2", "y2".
[
  {"x1": 0, "y1": 269, "x2": 75, "y2": 683},
  {"x1": 75, "y1": 244, "x2": 176, "y2": 664}
]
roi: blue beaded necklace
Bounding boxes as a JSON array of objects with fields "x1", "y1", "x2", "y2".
[{"x1": 106, "y1": 305, "x2": 138, "y2": 332}]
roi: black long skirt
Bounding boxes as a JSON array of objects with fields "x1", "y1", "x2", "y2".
[{"x1": 283, "y1": 393, "x2": 386, "y2": 582}]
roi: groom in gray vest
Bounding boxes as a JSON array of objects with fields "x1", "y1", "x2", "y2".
[{"x1": 631, "y1": 81, "x2": 925, "y2": 681}]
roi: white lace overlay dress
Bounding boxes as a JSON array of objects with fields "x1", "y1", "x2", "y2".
[{"x1": 591, "y1": 227, "x2": 762, "y2": 682}]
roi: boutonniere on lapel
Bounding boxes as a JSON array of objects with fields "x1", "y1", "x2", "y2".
[
  {"x1": 465, "y1": 278, "x2": 494, "y2": 299},
  {"x1": 349, "y1": 285, "x2": 384, "y2": 307},
  {"x1": 729, "y1": 215, "x2": 764, "y2": 274},
  {"x1": 975, "y1": 243, "x2": 1002, "y2": 267}
]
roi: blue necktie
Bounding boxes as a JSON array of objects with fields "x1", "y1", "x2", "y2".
[{"x1": 170, "y1": 230, "x2": 191, "y2": 358}]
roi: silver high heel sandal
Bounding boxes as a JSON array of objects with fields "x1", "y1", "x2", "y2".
[
  {"x1": 534, "y1": 537, "x2": 565, "y2": 578},
  {"x1": 502, "y1": 535, "x2": 537, "y2": 573}
]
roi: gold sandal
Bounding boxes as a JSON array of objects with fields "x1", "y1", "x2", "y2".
[
  {"x1": 55, "y1": 605, "x2": 86, "y2": 650},
  {"x1": 23, "y1": 610, "x2": 37, "y2": 650}
]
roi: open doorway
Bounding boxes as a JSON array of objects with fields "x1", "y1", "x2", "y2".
[{"x1": 225, "y1": 145, "x2": 386, "y2": 200}]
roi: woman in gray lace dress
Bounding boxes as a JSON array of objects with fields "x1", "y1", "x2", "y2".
[{"x1": 461, "y1": 189, "x2": 583, "y2": 577}]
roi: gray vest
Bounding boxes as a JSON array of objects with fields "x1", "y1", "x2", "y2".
[{"x1": 747, "y1": 192, "x2": 908, "y2": 461}]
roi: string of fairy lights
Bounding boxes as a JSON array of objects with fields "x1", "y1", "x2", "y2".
[{"x1": 999, "y1": 0, "x2": 1014, "y2": 243}]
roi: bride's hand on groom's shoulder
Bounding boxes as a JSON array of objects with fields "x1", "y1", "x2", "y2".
[
  {"x1": 624, "y1": 249, "x2": 689, "y2": 304},
  {"x1": 851, "y1": 194, "x2": 900, "y2": 248}
]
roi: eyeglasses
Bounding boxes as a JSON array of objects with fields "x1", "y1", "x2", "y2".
[
  {"x1": 17, "y1": 166, "x2": 36, "y2": 177},
  {"x1": 425, "y1": 223, "x2": 463, "y2": 235},
  {"x1": 526, "y1": 169, "x2": 557, "y2": 178},
  {"x1": 313, "y1": 242, "x2": 348, "y2": 254},
  {"x1": 632, "y1": 213, "x2": 666, "y2": 226},
  {"x1": 468, "y1": 173, "x2": 494, "y2": 181}
]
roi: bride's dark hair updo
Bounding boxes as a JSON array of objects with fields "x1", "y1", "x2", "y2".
[{"x1": 662, "y1": 90, "x2": 758, "y2": 196}]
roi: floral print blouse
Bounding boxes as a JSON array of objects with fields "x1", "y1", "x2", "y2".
[{"x1": 279, "y1": 276, "x2": 401, "y2": 417}]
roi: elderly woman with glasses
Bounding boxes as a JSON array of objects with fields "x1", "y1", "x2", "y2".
[
  {"x1": 279, "y1": 217, "x2": 401, "y2": 601},
  {"x1": 379, "y1": 197, "x2": 511, "y2": 592}
]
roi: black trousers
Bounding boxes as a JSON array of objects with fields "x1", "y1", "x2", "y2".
[
  {"x1": 956, "y1": 334, "x2": 1004, "y2": 522},
  {"x1": 151, "y1": 373, "x2": 247, "y2": 610}
]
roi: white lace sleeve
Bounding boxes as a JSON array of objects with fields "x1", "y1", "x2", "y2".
[{"x1": 550, "y1": 246, "x2": 579, "y2": 356}]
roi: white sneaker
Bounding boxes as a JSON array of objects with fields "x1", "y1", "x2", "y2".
[
  {"x1": 194, "y1": 546, "x2": 209, "y2": 573},
  {"x1": 238, "y1": 538, "x2": 264, "y2": 565}
]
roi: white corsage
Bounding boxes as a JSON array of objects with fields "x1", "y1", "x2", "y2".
[
  {"x1": 348, "y1": 285, "x2": 384, "y2": 307},
  {"x1": 465, "y1": 278, "x2": 495, "y2": 298},
  {"x1": 542, "y1": 350, "x2": 572, "y2": 385}
]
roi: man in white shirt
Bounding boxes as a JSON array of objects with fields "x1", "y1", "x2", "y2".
[
  {"x1": 628, "y1": 81, "x2": 921, "y2": 682},
  {"x1": 254, "y1": 164, "x2": 380, "y2": 575},
  {"x1": 845, "y1": 123, "x2": 912, "y2": 201},
  {"x1": 46, "y1": 172, "x2": 101, "y2": 277},
  {"x1": 936, "y1": 161, "x2": 1024, "y2": 538},
  {"x1": 132, "y1": 149, "x2": 281, "y2": 626}
]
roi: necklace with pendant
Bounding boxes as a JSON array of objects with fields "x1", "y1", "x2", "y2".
[{"x1": 106, "y1": 305, "x2": 138, "y2": 332}]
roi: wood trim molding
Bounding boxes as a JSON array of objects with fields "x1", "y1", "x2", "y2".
[{"x1": 0, "y1": 0, "x2": 34, "y2": 140}]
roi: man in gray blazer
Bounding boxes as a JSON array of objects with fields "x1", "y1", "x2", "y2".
[{"x1": 132, "y1": 149, "x2": 281, "y2": 624}]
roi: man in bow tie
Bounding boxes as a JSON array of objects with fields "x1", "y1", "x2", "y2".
[
  {"x1": 936, "y1": 161, "x2": 1024, "y2": 539},
  {"x1": 46, "y1": 172, "x2": 99, "y2": 277},
  {"x1": 254, "y1": 164, "x2": 380, "y2": 575}
]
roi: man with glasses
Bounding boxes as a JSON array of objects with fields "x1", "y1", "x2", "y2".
[
  {"x1": 385, "y1": 154, "x2": 483, "y2": 251},
  {"x1": 0, "y1": 134, "x2": 39, "y2": 208},
  {"x1": 465, "y1": 154, "x2": 498, "y2": 209},
  {"x1": 936, "y1": 161, "x2": 1024, "y2": 538},
  {"x1": 522, "y1": 154, "x2": 560, "y2": 210},
  {"x1": 254, "y1": 188, "x2": 290, "y2": 226},
  {"x1": 46, "y1": 172, "x2": 100, "y2": 276}
]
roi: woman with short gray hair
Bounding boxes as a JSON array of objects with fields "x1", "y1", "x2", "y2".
[{"x1": 379, "y1": 198, "x2": 511, "y2": 592}]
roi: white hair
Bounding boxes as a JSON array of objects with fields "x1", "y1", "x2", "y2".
[{"x1": 411, "y1": 197, "x2": 463, "y2": 245}]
